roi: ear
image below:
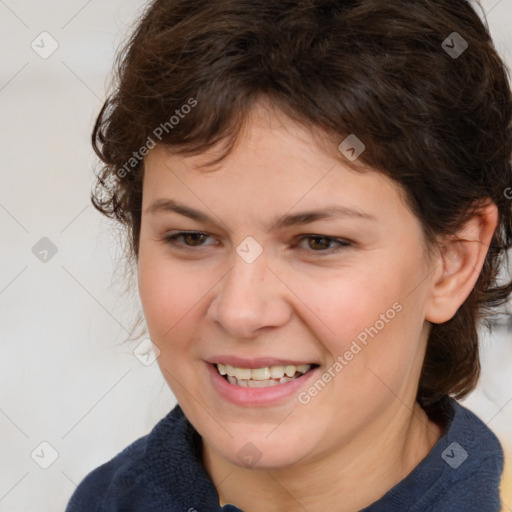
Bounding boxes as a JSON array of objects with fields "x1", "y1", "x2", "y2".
[{"x1": 425, "y1": 201, "x2": 499, "y2": 324}]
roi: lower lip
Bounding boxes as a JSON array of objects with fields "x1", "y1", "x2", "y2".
[{"x1": 207, "y1": 363, "x2": 320, "y2": 407}]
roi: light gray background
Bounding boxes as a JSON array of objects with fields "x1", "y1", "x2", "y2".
[{"x1": 1, "y1": 1, "x2": 511, "y2": 511}]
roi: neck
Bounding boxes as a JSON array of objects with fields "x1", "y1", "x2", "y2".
[{"x1": 202, "y1": 403, "x2": 443, "y2": 512}]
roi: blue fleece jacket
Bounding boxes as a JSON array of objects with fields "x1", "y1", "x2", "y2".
[{"x1": 65, "y1": 398, "x2": 503, "y2": 512}]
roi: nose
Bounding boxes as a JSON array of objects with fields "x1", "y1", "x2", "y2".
[{"x1": 207, "y1": 249, "x2": 292, "y2": 339}]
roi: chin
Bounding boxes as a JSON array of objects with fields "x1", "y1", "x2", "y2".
[{"x1": 213, "y1": 433, "x2": 311, "y2": 471}]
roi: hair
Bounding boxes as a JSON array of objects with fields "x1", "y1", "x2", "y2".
[{"x1": 91, "y1": 0, "x2": 512, "y2": 415}]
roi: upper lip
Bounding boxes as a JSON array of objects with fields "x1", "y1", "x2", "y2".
[{"x1": 206, "y1": 356, "x2": 318, "y2": 369}]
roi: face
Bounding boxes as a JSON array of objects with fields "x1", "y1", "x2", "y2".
[{"x1": 137, "y1": 102, "x2": 435, "y2": 470}]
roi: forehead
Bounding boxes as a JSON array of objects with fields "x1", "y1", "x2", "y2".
[
  {"x1": 148, "y1": 99, "x2": 363, "y2": 174},
  {"x1": 142, "y1": 105, "x2": 408, "y2": 225}
]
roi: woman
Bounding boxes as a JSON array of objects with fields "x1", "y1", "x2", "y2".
[{"x1": 66, "y1": 0, "x2": 512, "y2": 510}]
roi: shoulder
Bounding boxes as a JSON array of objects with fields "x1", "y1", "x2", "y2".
[
  {"x1": 446, "y1": 399, "x2": 503, "y2": 465},
  {"x1": 65, "y1": 405, "x2": 189, "y2": 512},
  {"x1": 363, "y1": 397, "x2": 504, "y2": 512},
  {"x1": 420, "y1": 399, "x2": 504, "y2": 511},
  {"x1": 64, "y1": 434, "x2": 149, "y2": 512},
  {"x1": 426, "y1": 399, "x2": 504, "y2": 510}
]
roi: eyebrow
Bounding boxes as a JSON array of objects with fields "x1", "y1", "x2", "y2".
[{"x1": 144, "y1": 198, "x2": 376, "y2": 231}]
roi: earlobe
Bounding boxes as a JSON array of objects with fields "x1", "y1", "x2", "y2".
[{"x1": 425, "y1": 201, "x2": 499, "y2": 324}]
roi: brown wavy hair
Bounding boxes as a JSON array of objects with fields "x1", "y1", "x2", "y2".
[{"x1": 91, "y1": 0, "x2": 512, "y2": 414}]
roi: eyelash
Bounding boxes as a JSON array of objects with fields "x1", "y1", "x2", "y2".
[{"x1": 162, "y1": 231, "x2": 351, "y2": 254}]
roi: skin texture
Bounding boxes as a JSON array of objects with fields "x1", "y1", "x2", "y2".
[{"x1": 137, "y1": 101, "x2": 498, "y2": 512}]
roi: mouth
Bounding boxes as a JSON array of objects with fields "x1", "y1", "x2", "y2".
[{"x1": 214, "y1": 362, "x2": 319, "y2": 388}]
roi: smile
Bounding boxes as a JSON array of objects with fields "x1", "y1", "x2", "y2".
[{"x1": 215, "y1": 363, "x2": 317, "y2": 388}]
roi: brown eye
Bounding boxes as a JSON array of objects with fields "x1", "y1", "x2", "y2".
[
  {"x1": 181, "y1": 232, "x2": 207, "y2": 246},
  {"x1": 307, "y1": 236, "x2": 333, "y2": 251},
  {"x1": 163, "y1": 231, "x2": 214, "y2": 248},
  {"x1": 297, "y1": 235, "x2": 351, "y2": 253}
]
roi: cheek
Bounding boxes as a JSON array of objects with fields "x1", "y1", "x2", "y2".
[
  {"x1": 317, "y1": 276, "x2": 426, "y2": 408},
  {"x1": 137, "y1": 247, "x2": 202, "y2": 343},
  {"x1": 292, "y1": 267, "x2": 399, "y2": 345},
  {"x1": 295, "y1": 261, "x2": 421, "y2": 372}
]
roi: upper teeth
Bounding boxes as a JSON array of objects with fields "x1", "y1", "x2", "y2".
[{"x1": 216, "y1": 363, "x2": 311, "y2": 380}]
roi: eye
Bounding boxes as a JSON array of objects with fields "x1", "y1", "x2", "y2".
[
  {"x1": 163, "y1": 231, "x2": 216, "y2": 248},
  {"x1": 296, "y1": 234, "x2": 351, "y2": 253},
  {"x1": 162, "y1": 231, "x2": 351, "y2": 254}
]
